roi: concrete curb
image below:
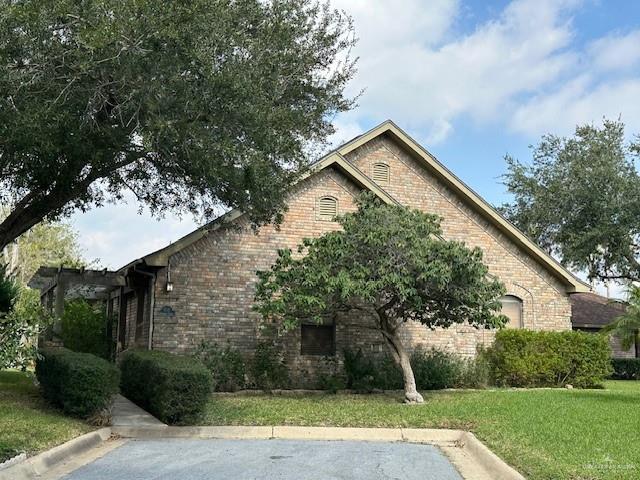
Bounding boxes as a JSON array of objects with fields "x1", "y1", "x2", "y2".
[
  {"x1": 459, "y1": 432, "x2": 526, "y2": 480},
  {"x1": 0, "y1": 428, "x2": 111, "y2": 480},
  {"x1": 112, "y1": 425, "x2": 524, "y2": 480}
]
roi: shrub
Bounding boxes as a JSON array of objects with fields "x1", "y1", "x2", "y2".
[
  {"x1": 343, "y1": 348, "x2": 377, "y2": 391},
  {"x1": 35, "y1": 348, "x2": 119, "y2": 417},
  {"x1": 457, "y1": 350, "x2": 491, "y2": 389},
  {"x1": 486, "y1": 329, "x2": 613, "y2": 388},
  {"x1": 61, "y1": 299, "x2": 110, "y2": 359},
  {"x1": 194, "y1": 341, "x2": 246, "y2": 391},
  {"x1": 120, "y1": 350, "x2": 211, "y2": 424},
  {"x1": 249, "y1": 341, "x2": 289, "y2": 391},
  {"x1": 611, "y1": 358, "x2": 640, "y2": 380},
  {"x1": 412, "y1": 349, "x2": 462, "y2": 390}
]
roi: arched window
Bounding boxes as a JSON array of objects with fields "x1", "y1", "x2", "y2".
[
  {"x1": 372, "y1": 163, "x2": 390, "y2": 184},
  {"x1": 500, "y1": 295, "x2": 523, "y2": 328},
  {"x1": 317, "y1": 196, "x2": 338, "y2": 221}
]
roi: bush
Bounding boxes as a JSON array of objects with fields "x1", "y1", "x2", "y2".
[
  {"x1": 35, "y1": 348, "x2": 119, "y2": 417},
  {"x1": 249, "y1": 342, "x2": 289, "y2": 391},
  {"x1": 342, "y1": 349, "x2": 402, "y2": 391},
  {"x1": 61, "y1": 300, "x2": 110, "y2": 359},
  {"x1": 120, "y1": 350, "x2": 211, "y2": 424},
  {"x1": 1, "y1": 288, "x2": 53, "y2": 370},
  {"x1": 194, "y1": 341, "x2": 246, "y2": 391},
  {"x1": 486, "y1": 329, "x2": 613, "y2": 388},
  {"x1": 611, "y1": 358, "x2": 640, "y2": 380},
  {"x1": 412, "y1": 349, "x2": 462, "y2": 390}
]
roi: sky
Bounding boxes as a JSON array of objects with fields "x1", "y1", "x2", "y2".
[{"x1": 70, "y1": 0, "x2": 640, "y2": 294}]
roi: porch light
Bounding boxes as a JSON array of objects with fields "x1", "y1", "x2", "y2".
[{"x1": 166, "y1": 281, "x2": 174, "y2": 292}]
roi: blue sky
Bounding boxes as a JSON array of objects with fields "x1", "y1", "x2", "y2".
[{"x1": 71, "y1": 0, "x2": 640, "y2": 295}]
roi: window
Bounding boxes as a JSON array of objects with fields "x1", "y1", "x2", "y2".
[
  {"x1": 372, "y1": 163, "x2": 390, "y2": 184},
  {"x1": 301, "y1": 324, "x2": 335, "y2": 356},
  {"x1": 317, "y1": 196, "x2": 338, "y2": 221},
  {"x1": 500, "y1": 295, "x2": 523, "y2": 328}
]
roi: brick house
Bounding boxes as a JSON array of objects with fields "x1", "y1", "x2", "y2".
[{"x1": 47, "y1": 121, "x2": 593, "y2": 386}]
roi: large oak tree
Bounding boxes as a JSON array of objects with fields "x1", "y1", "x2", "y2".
[
  {"x1": 255, "y1": 194, "x2": 506, "y2": 403},
  {"x1": 501, "y1": 120, "x2": 640, "y2": 283},
  {"x1": 0, "y1": 0, "x2": 357, "y2": 250}
]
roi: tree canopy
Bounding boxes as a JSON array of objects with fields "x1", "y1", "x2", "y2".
[
  {"x1": 255, "y1": 194, "x2": 506, "y2": 403},
  {"x1": 602, "y1": 287, "x2": 640, "y2": 355},
  {"x1": 1, "y1": 207, "x2": 87, "y2": 284},
  {"x1": 0, "y1": 0, "x2": 357, "y2": 250},
  {"x1": 501, "y1": 120, "x2": 640, "y2": 283}
]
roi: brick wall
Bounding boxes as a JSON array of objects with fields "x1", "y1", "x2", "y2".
[{"x1": 150, "y1": 134, "x2": 574, "y2": 387}]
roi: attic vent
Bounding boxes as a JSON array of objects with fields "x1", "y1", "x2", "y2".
[
  {"x1": 317, "y1": 196, "x2": 338, "y2": 221},
  {"x1": 372, "y1": 163, "x2": 390, "y2": 184}
]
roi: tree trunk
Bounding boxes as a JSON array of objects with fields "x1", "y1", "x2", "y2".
[{"x1": 381, "y1": 323, "x2": 423, "y2": 404}]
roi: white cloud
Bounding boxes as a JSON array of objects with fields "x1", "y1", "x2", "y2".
[
  {"x1": 511, "y1": 76, "x2": 640, "y2": 137},
  {"x1": 589, "y1": 30, "x2": 640, "y2": 73},
  {"x1": 332, "y1": 0, "x2": 584, "y2": 144}
]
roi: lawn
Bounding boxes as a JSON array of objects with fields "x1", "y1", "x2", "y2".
[
  {"x1": 0, "y1": 370, "x2": 92, "y2": 463},
  {"x1": 204, "y1": 381, "x2": 640, "y2": 480}
]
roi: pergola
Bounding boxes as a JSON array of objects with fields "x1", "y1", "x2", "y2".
[{"x1": 28, "y1": 267, "x2": 127, "y2": 331}]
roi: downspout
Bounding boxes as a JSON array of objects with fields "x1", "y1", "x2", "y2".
[
  {"x1": 133, "y1": 264, "x2": 156, "y2": 350},
  {"x1": 513, "y1": 282, "x2": 536, "y2": 330}
]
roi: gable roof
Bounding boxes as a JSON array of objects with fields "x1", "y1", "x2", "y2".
[
  {"x1": 125, "y1": 120, "x2": 590, "y2": 293},
  {"x1": 124, "y1": 153, "x2": 396, "y2": 269},
  {"x1": 571, "y1": 292, "x2": 626, "y2": 328}
]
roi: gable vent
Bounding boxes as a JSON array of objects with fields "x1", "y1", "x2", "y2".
[
  {"x1": 372, "y1": 163, "x2": 390, "y2": 184},
  {"x1": 317, "y1": 196, "x2": 338, "y2": 221}
]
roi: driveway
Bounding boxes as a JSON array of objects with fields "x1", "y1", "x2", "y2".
[{"x1": 61, "y1": 438, "x2": 463, "y2": 479}]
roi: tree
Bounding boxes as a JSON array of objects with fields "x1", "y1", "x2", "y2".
[
  {"x1": 0, "y1": 287, "x2": 53, "y2": 370},
  {"x1": 1, "y1": 207, "x2": 87, "y2": 284},
  {"x1": 501, "y1": 119, "x2": 640, "y2": 283},
  {"x1": 0, "y1": 0, "x2": 357, "y2": 251},
  {"x1": 0, "y1": 263, "x2": 18, "y2": 315},
  {"x1": 254, "y1": 194, "x2": 506, "y2": 403},
  {"x1": 601, "y1": 287, "x2": 640, "y2": 356}
]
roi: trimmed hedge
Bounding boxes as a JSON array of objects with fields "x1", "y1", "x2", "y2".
[
  {"x1": 486, "y1": 329, "x2": 612, "y2": 388},
  {"x1": 120, "y1": 350, "x2": 211, "y2": 424},
  {"x1": 611, "y1": 358, "x2": 640, "y2": 380},
  {"x1": 35, "y1": 348, "x2": 120, "y2": 417}
]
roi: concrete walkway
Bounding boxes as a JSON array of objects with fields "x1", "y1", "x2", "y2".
[{"x1": 110, "y1": 395, "x2": 166, "y2": 427}]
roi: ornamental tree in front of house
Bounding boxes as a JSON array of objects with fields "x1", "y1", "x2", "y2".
[{"x1": 254, "y1": 193, "x2": 507, "y2": 403}]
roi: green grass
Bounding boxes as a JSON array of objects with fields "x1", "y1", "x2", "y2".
[
  {"x1": 0, "y1": 370, "x2": 92, "y2": 463},
  {"x1": 204, "y1": 381, "x2": 640, "y2": 480}
]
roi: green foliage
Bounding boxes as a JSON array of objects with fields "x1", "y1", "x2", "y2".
[
  {"x1": 60, "y1": 300, "x2": 110, "y2": 359},
  {"x1": 411, "y1": 349, "x2": 463, "y2": 390},
  {"x1": 0, "y1": 287, "x2": 53, "y2": 370},
  {"x1": 0, "y1": 263, "x2": 18, "y2": 315},
  {"x1": 0, "y1": 0, "x2": 356, "y2": 250},
  {"x1": 342, "y1": 349, "x2": 402, "y2": 392},
  {"x1": 0, "y1": 207, "x2": 87, "y2": 284},
  {"x1": 611, "y1": 358, "x2": 640, "y2": 380},
  {"x1": 342, "y1": 347, "x2": 489, "y2": 392},
  {"x1": 194, "y1": 342, "x2": 246, "y2": 392},
  {"x1": 256, "y1": 193, "x2": 505, "y2": 401},
  {"x1": 601, "y1": 286, "x2": 640, "y2": 351},
  {"x1": 249, "y1": 341, "x2": 289, "y2": 391},
  {"x1": 486, "y1": 329, "x2": 613, "y2": 388},
  {"x1": 119, "y1": 350, "x2": 211, "y2": 424},
  {"x1": 35, "y1": 348, "x2": 120, "y2": 418},
  {"x1": 256, "y1": 193, "x2": 506, "y2": 332},
  {"x1": 317, "y1": 373, "x2": 346, "y2": 393},
  {"x1": 501, "y1": 119, "x2": 640, "y2": 282}
]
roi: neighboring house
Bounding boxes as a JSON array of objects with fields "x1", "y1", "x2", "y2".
[
  {"x1": 30, "y1": 121, "x2": 591, "y2": 386},
  {"x1": 571, "y1": 292, "x2": 637, "y2": 359}
]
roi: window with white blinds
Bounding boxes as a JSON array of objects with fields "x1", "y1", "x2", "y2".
[
  {"x1": 372, "y1": 163, "x2": 390, "y2": 184},
  {"x1": 500, "y1": 295, "x2": 523, "y2": 328},
  {"x1": 317, "y1": 196, "x2": 338, "y2": 220}
]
